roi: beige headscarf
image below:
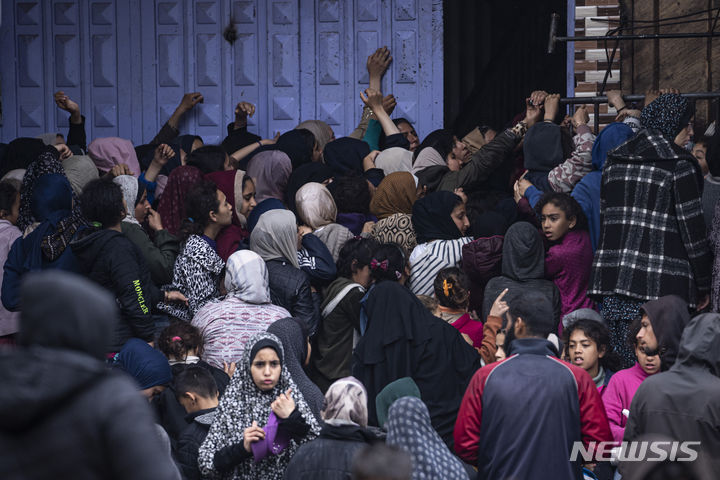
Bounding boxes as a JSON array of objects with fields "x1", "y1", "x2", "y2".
[
  {"x1": 411, "y1": 147, "x2": 445, "y2": 174},
  {"x1": 295, "y1": 182, "x2": 337, "y2": 230},
  {"x1": 375, "y1": 147, "x2": 413, "y2": 176},
  {"x1": 296, "y1": 120, "x2": 334, "y2": 151}
]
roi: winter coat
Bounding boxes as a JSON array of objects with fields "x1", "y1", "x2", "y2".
[
  {"x1": 461, "y1": 235, "x2": 503, "y2": 315},
  {"x1": 176, "y1": 408, "x2": 216, "y2": 480},
  {"x1": 623, "y1": 313, "x2": 720, "y2": 471},
  {"x1": 70, "y1": 228, "x2": 160, "y2": 351},
  {"x1": 283, "y1": 424, "x2": 378, "y2": 480},
  {"x1": 545, "y1": 230, "x2": 595, "y2": 317},
  {"x1": 0, "y1": 221, "x2": 21, "y2": 336},
  {"x1": 121, "y1": 222, "x2": 179, "y2": 286},
  {"x1": 266, "y1": 258, "x2": 319, "y2": 335},
  {"x1": 454, "y1": 338, "x2": 612, "y2": 479},
  {"x1": 589, "y1": 129, "x2": 712, "y2": 308},
  {"x1": 602, "y1": 363, "x2": 651, "y2": 444},
  {"x1": 0, "y1": 346, "x2": 180, "y2": 480}
]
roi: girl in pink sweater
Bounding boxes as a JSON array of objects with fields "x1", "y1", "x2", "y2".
[
  {"x1": 536, "y1": 193, "x2": 595, "y2": 324},
  {"x1": 602, "y1": 334, "x2": 661, "y2": 444}
]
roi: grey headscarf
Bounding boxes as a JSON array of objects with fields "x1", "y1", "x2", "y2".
[
  {"x1": 376, "y1": 147, "x2": 414, "y2": 175},
  {"x1": 249, "y1": 209, "x2": 300, "y2": 268},
  {"x1": 63, "y1": 155, "x2": 99, "y2": 196},
  {"x1": 296, "y1": 120, "x2": 333, "y2": 151},
  {"x1": 224, "y1": 250, "x2": 271, "y2": 304},
  {"x1": 36, "y1": 133, "x2": 60, "y2": 146},
  {"x1": 322, "y1": 376, "x2": 369, "y2": 428},
  {"x1": 411, "y1": 147, "x2": 445, "y2": 174}
]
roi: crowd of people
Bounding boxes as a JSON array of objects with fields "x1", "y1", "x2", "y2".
[{"x1": 0, "y1": 46, "x2": 719, "y2": 480}]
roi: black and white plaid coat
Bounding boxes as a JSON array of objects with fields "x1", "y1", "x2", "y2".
[{"x1": 589, "y1": 129, "x2": 711, "y2": 308}]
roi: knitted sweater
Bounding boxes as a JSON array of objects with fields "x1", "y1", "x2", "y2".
[{"x1": 545, "y1": 230, "x2": 595, "y2": 317}]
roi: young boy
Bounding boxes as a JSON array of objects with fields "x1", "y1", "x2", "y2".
[
  {"x1": 562, "y1": 316, "x2": 618, "y2": 393},
  {"x1": 173, "y1": 366, "x2": 220, "y2": 480}
]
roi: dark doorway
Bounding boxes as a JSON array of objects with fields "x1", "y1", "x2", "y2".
[{"x1": 444, "y1": 0, "x2": 568, "y2": 136}]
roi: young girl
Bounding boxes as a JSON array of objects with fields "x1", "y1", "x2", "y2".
[
  {"x1": 198, "y1": 332, "x2": 320, "y2": 479},
  {"x1": 434, "y1": 267, "x2": 482, "y2": 346},
  {"x1": 602, "y1": 320, "x2": 661, "y2": 444},
  {"x1": 536, "y1": 192, "x2": 595, "y2": 321},
  {"x1": 562, "y1": 318, "x2": 618, "y2": 393},
  {"x1": 158, "y1": 180, "x2": 231, "y2": 321}
]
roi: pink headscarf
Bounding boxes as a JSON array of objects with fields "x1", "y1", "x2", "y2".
[
  {"x1": 88, "y1": 137, "x2": 141, "y2": 177},
  {"x1": 247, "y1": 150, "x2": 292, "y2": 204}
]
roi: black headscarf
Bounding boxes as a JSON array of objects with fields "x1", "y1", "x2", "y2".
[
  {"x1": 640, "y1": 295, "x2": 690, "y2": 371},
  {"x1": 249, "y1": 338, "x2": 284, "y2": 366},
  {"x1": 285, "y1": 163, "x2": 334, "y2": 212},
  {"x1": 221, "y1": 125, "x2": 261, "y2": 156},
  {"x1": 411, "y1": 191, "x2": 463, "y2": 244},
  {"x1": 641, "y1": 93, "x2": 694, "y2": 138},
  {"x1": 323, "y1": 137, "x2": 370, "y2": 177},
  {"x1": 18, "y1": 270, "x2": 118, "y2": 360},
  {"x1": 276, "y1": 130, "x2": 314, "y2": 170},
  {"x1": 523, "y1": 122, "x2": 564, "y2": 172},
  {"x1": 352, "y1": 280, "x2": 481, "y2": 444},
  {"x1": 0, "y1": 138, "x2": 46, "y2": 178},
  {"x1": 500, "y1": 221, "x2": 545, "y2": 281}
]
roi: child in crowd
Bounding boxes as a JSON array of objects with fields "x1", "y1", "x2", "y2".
[
  {"x1": 602, "y1": 320, "x2": 661, "y2": 444},
  {"x1": 434, "y1": 267, "x2": 483, "y2": 349},
  {"x1": 0, "y1": 181, "x2": 20, "y2": 342},
  {"x1": 173, "y1": 367, "x2": 220, "y2": 480},
  {"x1": 562, "y1": 316, "x2": 618, "y2": 393},
  {"x1": 536, "y1": 192, "x2": 595, "y2": 321}
]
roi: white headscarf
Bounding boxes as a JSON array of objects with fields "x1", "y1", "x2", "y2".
[
  {"x1": 224, "y1": 250, "x2": 271, "y2": 304},
  {"x1": 295, "y1": 182, "x2": 336, "y2": 230},
  {"x1": 112, "y1": 175, "x2": 140, "y2": 225},
  {"x1": 376, "y1": 147, "x2": 413, "y2": 175},
  {"x1": 249, "y1": 209, "x2": 299, "y2": 268},
  {"x1": 411, "y1": 147, "x2": 445, "y2": 174}
]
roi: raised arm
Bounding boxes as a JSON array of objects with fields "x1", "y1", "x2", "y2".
[{"x1": 54, "y1": 91, "x2": 86, "y2": 151}]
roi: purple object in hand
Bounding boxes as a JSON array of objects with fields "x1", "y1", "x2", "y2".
[{"x1": 251, "y1": 411, "x2": 290, "y2": 462}]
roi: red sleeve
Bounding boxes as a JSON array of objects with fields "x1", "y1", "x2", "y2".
[
  {"x1": 453, "y1": 362, "x2": 501, "y2": 463},
  {"x1": 572, "y1": 364, "x2": 613, "y2": 447}
]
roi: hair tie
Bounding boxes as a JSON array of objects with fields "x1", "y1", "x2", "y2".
[
  {"x1": 395, "y1": 270, "x2": 402, "y2": 280},
  {"x1": 188, "y1": 217, "x2": 194, "y2": 223},
  {"x1": 370, "y1": 259, "x2": 389, "y2": 271},
  {"x1": 171, "y1": 336, "x2": 182, "y2": 342},
  {"x1": 442, "y1": 279, "x2": 452, "y2": 297}
]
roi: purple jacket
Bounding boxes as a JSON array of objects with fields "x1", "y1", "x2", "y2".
[
  {"x1": 602, "y1": 363, "x2": 650, "y2": 443},
  {"x1": 545, "y1": 230, "x2": 595, "y2": 317},
  {"x1": 0, "y1": 221, "x2": 21, "y2": 336}
]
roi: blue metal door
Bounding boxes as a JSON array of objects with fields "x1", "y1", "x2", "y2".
[{"x1": 1, "y1": 0, "x2": 443, "y2": 145}]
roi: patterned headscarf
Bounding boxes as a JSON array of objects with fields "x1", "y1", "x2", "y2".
[
  {"x1": 295, "y1": 182, "x2": 337, "y2": 230},
  {"x1": 198, "y1": 332, "x2": 320, "y2": 480},
  {"x1": 224, "y1": 250, "x2": 271, "y2": 304},
  {"x1": 113, "y1": 175, "x2": 144, "y2": 226},
  {"x1": 386, "y1": 397, "x2": 469, "y2": 480},
  {"x1": 322, "y1": 376, "x2": 368, "y2": 428},
  {"x1": 641, "y1": 93, "x2": 694, "y2": 138},
  {"x1": 370, "y1": 172, "x2": 417, "y2": 220},
  {"x1": 156, "y1": 165, "x2": 204, "y2": 236},
  {"x1": 370, "y1": 213, "x2": 417, "y2": 253}
]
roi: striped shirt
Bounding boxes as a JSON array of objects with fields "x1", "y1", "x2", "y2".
[{"x1": 408, "y1": 237, "x2": 473, "y2": 296}]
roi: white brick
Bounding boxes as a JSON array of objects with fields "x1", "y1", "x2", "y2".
[
  {"x1": 585, "y1": 69, "x2": 620, "y2": 82},
  {"x1": 575, "y1": 6, "x2": 597, "y2": 18}
]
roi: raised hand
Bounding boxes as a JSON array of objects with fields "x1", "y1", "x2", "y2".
[
  {"x1": 360, "y1": 88, "x2": 385, "y2": 112},
  {"x1": 367, "y1": 47, "x2": 392, "y2": 84},
  {"x1": 606, "y1": 89, "x2": 625, "y2": 110},
  {"x1": 572, "y1": 105, "x2": 589, "y2": 128},
  {"x1": 543, "y1": 93, "x2": 561, "y2": 122},
  {"x1": 223, "y1": 361, "x2": 237, "y2": 378},
  {"x1": 153, "y1": 144, "x2": 175, "y2": 166},
  {"x1": 179, "y1": 92, "x2": 204, "y2": 112},
  {"x1": 235, "y1": 101, "x2": 256, "y2": 118},
  {"x1": 146, "y1": 208, "x2": 163, "y2": 232},
  {"x1": 383, "y1": 94, "x2": 397, "y2": 115},
  {"x1": 54, "y1": 91, "x2": 79, "y2": 115},
  {"x1": 108, "y1": 164, "x2": 132, "y2": 178},
  {"x1": 271, "y1": 389, "x2": 296, "y2": 419},
  {"x1": 363, "y1": 150, "x2": 380, "y2": 171},
  {"x1": 489, "y1": 288, "x2": 509, "y2": 318},
  {"x1": 53, "y1": 143, "x2": 72, "y2": 160}
]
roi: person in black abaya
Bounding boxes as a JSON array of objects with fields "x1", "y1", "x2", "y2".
[{"x1": 352, "y1": 280, "x2": 481, "y2": 448}]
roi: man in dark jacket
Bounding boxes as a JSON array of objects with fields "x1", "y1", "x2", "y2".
[
  {"x1": 173, "y1": 367, "x2": 219, "y2": 480},
  {"x1": 454, "y1": 290, "x2": 612, "y2": 479},
  {"x1": 70, "y1": 179, "x2": 185, "y2": 352},
  {"x1": 622, "y1": 313, "x2": 720, "y2": 472},
  {"x1": 0, "y1": 270, "x2": 180, "y2": 480}
]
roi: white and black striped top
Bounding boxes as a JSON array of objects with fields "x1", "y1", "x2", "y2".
[{"x1": 408, "y1": 237, "x2": 473, "y2": 296}]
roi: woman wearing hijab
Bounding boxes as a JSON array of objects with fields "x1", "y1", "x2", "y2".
[
  {"x1": 275, "y1": 129, "x2": 315, "y2": 170},
  {"x1": 322, "y1": 137, "x2": 370, "y2": 178},
  {"x1": 198, "y1": 332, "x2": 320, "y2": 479},
  {"x1": 158, "y1": 181, "x2": 231, "y2": 322},
  {"x1": 191, "y1": 250, "x2": 290, "y2": 369},
  {"x1": 113, "y1": 175, "x2": 180, "y2": 286},
  {"x1": 296, "y1": 120, "x2": 335, "y2": 153},
  {"x1": 370, "y1": 172, "x2": 417, "y2": 220},
  {"x1": 2, "y1": 174, "x2": 84, "y2": 312},
  {"x1": 88, "y1": 137, "x2": 142, "y2": 177},
  {"x1": 408, "y1": 191, "x2": 472, "y2": 296},
  {"x1": 590, "y1": 93, "x2": 711, "y2": 368},
  {"x1": 482, "y1": 222, "x2": 561, "y2": 324},
  {"x1": 62, "y1": 155, "x2": 99, "y2": 196},
  {"x1": 375, "y1": 147, "x2": 413, "y2": 176},
  {"x1": 283, "y1": 377, "x2": 379, "y2": 480},
  {"x1": 247, "y1": 150, "x2": 292, "y2": 204},
  {"x1": 157, "y1": 165, "x2": 204, "y2": 236},
  {"x1": 250, "y1": 209, "x2": 320, "y2": 336},
  {"x1": 370, "y1": 214, "x2": 417, "y2": 254},
  {"x1": 286, "y1": 163, "x2": 334, "y2": 213},
  {"x1": 295, "y1": 182, "x2": 354, "y2": 263},
  {"x1": 0, "y1": 137, "x2": 46, "y2": 178},
  {"x1": 114, "y1": 337, "x2": 174, "y2": 400},
  {"x1": 385, "y1": 397, "x2": 469, "y2": 480},
  {"x1": 329, "y1": 175, "x2": 377, "y2": 236},
  {"x1": 267, "y1": 317, "x2": 324, "y2": 420},
  {"x1": 352, "y1": 280, "x2": 481, "y2": 446},
  {"x1": 205, "y1": 170, "x2": 257, "y2": 261}
]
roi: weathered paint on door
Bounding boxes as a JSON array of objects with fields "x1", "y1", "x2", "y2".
[{"x1": 0, "y1": 0, "x2": 443, "y2": 145}]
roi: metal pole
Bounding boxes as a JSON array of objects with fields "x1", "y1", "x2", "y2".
[
  {"x1": 554, "y1": 32, "x2": 720, "y2": 43},
  {"x1": 559, "y1": 92, "x2": 720, "y2": 105}
]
